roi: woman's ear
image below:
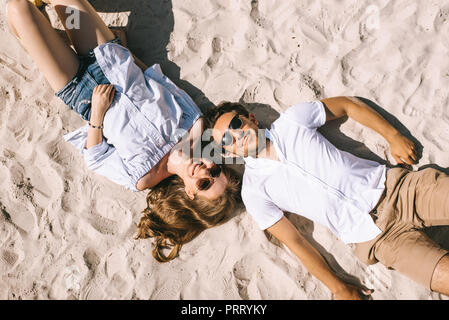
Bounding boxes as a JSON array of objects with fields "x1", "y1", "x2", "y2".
[
  {"x1": 249, "y1": 113, "x2": 259, "y2": 125},
  {"x1": 185, "y1": 186, "x2": 195, "y2": 200}
]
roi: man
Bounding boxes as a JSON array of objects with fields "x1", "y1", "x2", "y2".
[{"x1": 209, "y1": 97, "x2": 449, "y2": 299}]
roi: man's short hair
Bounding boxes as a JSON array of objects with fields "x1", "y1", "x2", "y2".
[{"x1": 205, "y1": 101, "x2": 250, "y2": 128}]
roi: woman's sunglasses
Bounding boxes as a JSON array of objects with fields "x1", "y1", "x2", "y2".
[
  {"x1": 221, "y1": 115, "x2": 243, "y2": 146},
  {"x1": 196, "y1": 165, "x2": 222, "y2": 191}
]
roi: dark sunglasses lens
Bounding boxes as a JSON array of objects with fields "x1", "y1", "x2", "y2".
[
  {"x1": 222, "y1": 132, "x2": 234, "y2": 146},
  {"x1": 209, "y1": 165, "x2": 221, "y2": 178},
  {"x1": 229, "y1": 116, "x2": 242, "y2": 130},
  {"x1": 197, "y1": 179, "x2": 211, "y2": 191}
]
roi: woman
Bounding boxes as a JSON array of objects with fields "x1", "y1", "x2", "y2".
[
  {"x1": 6, "y1": 0, "x2": 231, "y2": 200},
  {"x1": 6, "y1": 0, "x2": 242, "y2": 260}
]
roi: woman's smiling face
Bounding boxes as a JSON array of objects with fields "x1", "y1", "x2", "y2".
[{"x1": 182, "y1": 159, "x2": 228, "y2": 200}]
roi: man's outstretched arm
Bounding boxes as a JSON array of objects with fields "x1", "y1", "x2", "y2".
[
  {"x1": 267, "y1": 216, "x2": 373, "y2": 300},
  {"x1": 321, "y1": 96, "x2": 418, "y2": 165}
]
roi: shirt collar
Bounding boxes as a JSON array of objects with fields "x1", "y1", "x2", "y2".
[
  {"x1": 244, "y1": 129, "x2": 280, "y2": 168},
  {"x1": 243, "y1": 155, "x2": 257, "y2": 166}
]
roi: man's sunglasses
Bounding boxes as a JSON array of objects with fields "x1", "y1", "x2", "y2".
[
  {"x1": 196, "y1": 165, "x2": 222, "y2": 191},
  {"x1": 221, "y1": 115, "x2": 243, "y2": 146}
]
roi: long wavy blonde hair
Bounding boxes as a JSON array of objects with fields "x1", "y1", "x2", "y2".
[{"x1": 136, "y1": 165, "x2": 241, "y2": 262}]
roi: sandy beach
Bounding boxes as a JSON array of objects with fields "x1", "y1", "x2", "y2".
[{"x1": 0, "y1": 0, "x2": 448, "y2": 299}]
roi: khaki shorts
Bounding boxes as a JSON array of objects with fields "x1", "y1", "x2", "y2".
[{"x1": 355, "y1": 167, "x2": 449, "y2": 289}]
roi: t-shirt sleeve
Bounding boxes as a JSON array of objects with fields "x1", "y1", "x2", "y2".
[
  {"x1": 283, "y1": 100, "x2": 326, "y2": 129},
  {"x1": 241, "y1": 189, "x2": 284, "y2": 230}
]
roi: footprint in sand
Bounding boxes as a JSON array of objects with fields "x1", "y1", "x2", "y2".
[
  {"x1": 0, "y1": 212, "x2": 24, "y2": 275},
  {"x1": 187, "y1": 35, "x2": 205, "y2": 53},
  {"x1": 103, "y1": 246, "x2": 136, "y2": 298},
  {"x1": 232, "y1": 253, "x2": 306, "y2": 299},
  {"x1": 422, "y1": 122, "x2": 449, "y2": 151},
  {"x1": 88, "y1": 199, "x2": 132, "y2": 236},
  {"x1": 206, "y1": 37, "x2": 223, "y2": 69},
  {"x1": 24, "y1": 157, "x2": 60, "y2": 210},
  {"x1": 434, "y1": 4, "x2": 449, "y2": 34},
  {"x1": 2, "y1": 201, "x2": 37, "y2": 235},
  {"x1": 0, "y1": 280, "x2": 8, "y2": 299},
  {"x1": 105, "y1": 273, "x2": 132, "y2": 298},
  {"x1": 364, "y1": 264, "x2": 392, "y2": 296},
  {"x1": 301, "y1": 74, "x2": 323, "y2": 98},
  {"x1": 0, "y1": 249, "x2": 20, "y2": 274},
  {"x1": 0, "y1": 53, "x2": 30, "y2": 82},
  {"x1": 416, "y1": 1, "x2": 440, "y2": 33},
  {"x1": 250, "y1": 0, "x2": 271, "y2": 28},
  {"x1": 83, "y1": 248, "x2": 101, "y2": 272},
  {"x1": 81, "y1": 284, "x2": 105, "y2": 300},
  {"x1": 105, "y1": 248, "x2": 127, "y2": 278}
]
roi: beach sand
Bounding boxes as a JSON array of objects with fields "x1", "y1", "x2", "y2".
[{"x1": 0, "y1": 0, "x2": 448, "y2": 299}]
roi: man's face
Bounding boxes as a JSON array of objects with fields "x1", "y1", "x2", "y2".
[{"x1": 212, "y1": 112, "x2": 259, "y2": 158}]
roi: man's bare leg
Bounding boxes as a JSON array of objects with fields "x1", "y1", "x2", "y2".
[
  {"x1": 6, "y1": 0, "x2": 79, "y2": 92},
  {"x1": 431, "y1": 254, "x2": 449, "y2": 296}
]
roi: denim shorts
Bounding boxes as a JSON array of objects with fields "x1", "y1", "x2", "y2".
[{"x1": 55, "y1": 37, "x2": 122, "y2": 121}]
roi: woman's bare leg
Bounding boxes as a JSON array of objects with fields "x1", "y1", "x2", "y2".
[
  {"x1": 49, "y1": 0, "x2": 115, "y2": 56},
  {"x1": 6, "y1": 0, "x2": 79, "y2": 92},
  {"x1": 50, "y1": 0, "x2": 149, "y2": 71}
]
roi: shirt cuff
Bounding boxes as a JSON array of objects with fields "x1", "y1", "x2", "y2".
[{"x1": 82, "y1": 139, "x2": 109, "y2": 167}]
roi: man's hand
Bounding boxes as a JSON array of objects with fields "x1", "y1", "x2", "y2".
[
  {"x1": 322, "y1": 97, "x2": 420, "y2": 166},
  {"x1": 388, "y1": 132, "x2": 418, "y2": 165},
  {"x1": 91, "y1": 84, "x2": 115, "y2": 119},
  {"x1": 334, "y1": 283, "x2": 374, "y2": 300}
]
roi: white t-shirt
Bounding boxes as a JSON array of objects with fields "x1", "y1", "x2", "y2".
[{"x1": 241, "y1": 100, "x2": 387, "y2": 244}]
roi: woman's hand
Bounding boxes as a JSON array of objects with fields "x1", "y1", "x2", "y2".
[
  {"x1": 388, "y1": 132, "x2": 418, "y2": 165},
  {"x1": 334, "y1": 283, "x2": 374, "y2": 300},
  {"x1": 86, "y1": 84, "x2": 115, "y2": 150},
  {"x1": 91, "y1": 84, "x2": 115, "y2": 120}
]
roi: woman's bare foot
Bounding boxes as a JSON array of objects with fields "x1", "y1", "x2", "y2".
[{"x1": 28, "y1": 0, "x2": 47, "y2": 9}]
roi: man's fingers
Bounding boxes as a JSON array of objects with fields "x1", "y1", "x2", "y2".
[
  {"x1": 362, "y1": 288, "x2": 374, "y2": 295},
  {"x1": 360, "y1": 288, "x2": 374, "y2": 300},
  {"x1": 393, "y1": 155, "x2": 403, "y2": 165},
  {"x1": 405, "y1": 149, "x2": 419, "y2": 164},
  {"x1": 404, "y1": 156, "x2": 413, "y2": 165}
]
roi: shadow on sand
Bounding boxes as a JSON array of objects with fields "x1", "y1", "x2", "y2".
[{"x1": 89, "y1": 0, "x2": 215, "y2": 113}]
